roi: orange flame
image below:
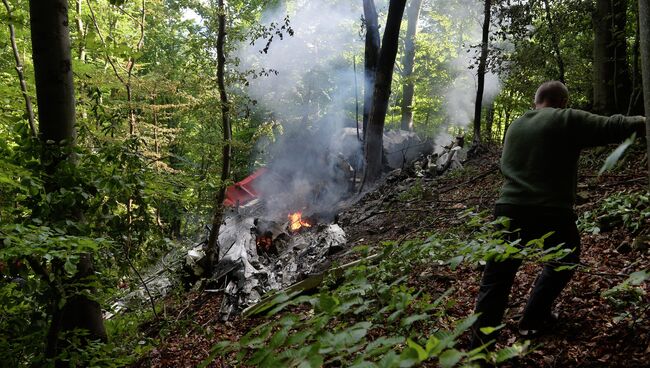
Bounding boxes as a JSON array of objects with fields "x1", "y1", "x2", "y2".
[{"x1": 288, "y1": 212, "x2": 312, "y2": 232}]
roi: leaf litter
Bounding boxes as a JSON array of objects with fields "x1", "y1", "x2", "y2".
[{"x1": 133, "y1": 143, "x2": 649, "y2": 367}]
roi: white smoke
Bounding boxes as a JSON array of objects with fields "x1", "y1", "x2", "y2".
[
  {"x1": 434, "y1": 0, "x2": 504, "y2": 150},
  {"x1": 238, "y1": 1, "x2": 365, "y2": 217},
  {"x1": 239, "y1": 1, "x2": 363, "y2": 127}
]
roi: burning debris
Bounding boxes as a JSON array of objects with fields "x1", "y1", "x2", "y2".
[
  {"x1": 212, "y1": 206, "x2": 346, "y2": 320},
  {"x1": 183, "y1": 128, "x2": 446, "y2": 319},
  {"x1": 287, "y1": 211, "x2": 313, "y2": 232}
]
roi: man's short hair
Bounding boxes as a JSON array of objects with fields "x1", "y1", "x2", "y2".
[{"x1": 534, "y1": 81, "x2": 569, "y2": 107}]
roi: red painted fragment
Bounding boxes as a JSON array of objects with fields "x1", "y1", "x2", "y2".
[{"x1": 223, "y1": 167, "x2": 267, "y2": 207}]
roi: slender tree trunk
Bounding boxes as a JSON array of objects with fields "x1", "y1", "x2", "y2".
[
  {"x1": 542, "y1": 0, "x2": 565, "y2": 83},
  {"x1": 485, "y1": 102, "x2": 494, "y2": 144},
  {"x1": 28, "y1": 0, "x2": 107, "y2": 359},
  {"x1": 206, "y1": 0, "x2": 232, "y2": 266},
  {"x1": 592, "y1": 0, "x2": 630, "y2": 114},
  {"x1": 76, "y1": 0, "x2": 86, "y2": 62},
  {"x1": 127, "y1": 0, "x2": 146, "y2": 135},
  {"x1": 472, "y1": 0, "x2": 491, "y2": 147},
  {"x1": 364, "y1": 0, "x2": 407, "y2": 183},
  {"x1": 3, "y1": 0, "x2": 37, "y2": 138},
  {"x1": 639, "y1": 0, "x2": 650, "y2": 187},
  {"x1": 400, "y1": 0, "x2": 423, "y2": 131},
  {"x1": 629, "y1": 11, "x2": 644, "y2": 115},
  {"x1": 363, "y1": 0, "x2": 380, "y2": 139}
]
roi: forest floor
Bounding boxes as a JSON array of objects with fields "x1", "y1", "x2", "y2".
[{"x1": 133, "y1": 143, "x2": 650, "y2": 368}]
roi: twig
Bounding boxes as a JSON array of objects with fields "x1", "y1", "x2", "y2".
[
  {"x1": 3, "y1": 0, "x2": 37, "y2": 137},
  {"x1": 600, "y1": 177, "x2": 646, "y2": 187},
  {"x1": 125, "y1": 255, "x2": 159, "y2": 319},
  {"x1": 438, "y1": 165, "x2": 498, "y2": 194},
  {"x1": 86, "y1": 0, "x2": 126, "y2": 85},
  {"x1": 550, "y1": 261, "x2": 632, "y2": 278},
  {"x1": 353, "y1": 56, "x2": 361, "y2": 142},
  {"x1": 354, "y1": 208, "x2": 431, "y2": 224},
  {"x1": 574, "y1": 263, "x2": 630, "y2": 278},
  {"x1": 175, "y1": 295, "x2": 197, "y2": 322}
]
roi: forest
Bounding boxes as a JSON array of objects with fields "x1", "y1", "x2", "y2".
[{"x1": 1, "y1": 0, "x2": 649, "y2": 367}]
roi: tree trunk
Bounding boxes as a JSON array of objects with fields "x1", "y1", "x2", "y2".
[
  {"x1": 485, "y1": 102, "x2": 494, "y2": 144},
  {"x1": 127, "y1": 0, "x2": 146, "y2": 135},
  {"x1": 363, "y1": 0, "x2": 380, "y2": 139},
  {"x1": 3, "y1": 0, "x2": 37, "y2": 137},
  {"x1": 75, "y1": 0, "x2": 86, "y2": 61},
  {"x1": 28, "y1": 0, "x2": 107, "y2": 359},
  {"x1": 629, "y1": 11, "x2": 645, "y2": 115},
  {"x1": 364, "y1": 0, "x2": 407, "y2": 183},
  {"x1": 639, "y1": 0, "x2": 650, "y2": 187},
  {"x1": 400, "y1": 0, "x2": 423, "y2": 131},
  {"x1": 472, "y1": 0, "x2": 491, "y2": 148},
  {"x1": 206, "y1": 0, "x2": 232, "y2": 267},
  {"x1": 542, "y1": 0, "x2": 565, "y2": 83},
  {"x1": 592, "y1": 0, "x2": 631, "y2": 115}
]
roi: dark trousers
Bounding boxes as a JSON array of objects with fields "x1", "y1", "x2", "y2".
[{"x1": 471, "y1": 204, "x2": 580, "y2": 348}]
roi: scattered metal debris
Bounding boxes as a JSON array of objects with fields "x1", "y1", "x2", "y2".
[
  {"x1": 211, "y1": 205, "x2": 347, "y2": 320},
  {"x1": 383, "y1": 129, "x2": 434, "y2": 170}
]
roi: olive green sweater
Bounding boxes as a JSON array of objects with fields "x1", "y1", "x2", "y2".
[{"x1": 497, "y1": 108, "x2": 646, "y2": 209}]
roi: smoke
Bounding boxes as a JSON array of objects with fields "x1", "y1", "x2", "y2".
[
  {"x1": 434, "y1": 0, "x2": 504, "y2": 150},
  {"x1": 238, "y1": 1, "x2": 365, "y2": 218},
  {"x1": 237, "y1": 0, "x2": 508, "y2": 213},
  {"x1": 240, "y1": 1, "x2": 363, "y2": 124}
]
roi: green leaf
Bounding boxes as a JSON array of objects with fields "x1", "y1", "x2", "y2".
[
  {"x1": 599, "y1": 133, "x2": 636, "y2": 175},
  {"x1": 448, "y1": 255, "x2": 464, "y2": 270},
  {"x1": 349, "y1": 360, "x2": 378, "y2": 368},
  {"x1": 439, "y1": 348, "x2": 464, "y2": 368},
  {"x1": 425, "y1": 335, "x2": 440, "y2": 353},
  {"x1": 454, "y1": 314, "x2": 479, "y2": 334},
  {"x1": 63, "y1": 258, "x2": 77, "y2": 275},
  {"x1": 479, "y1": 324, "x2": 505, "y2": 335},
  {"x1": 398, "y1": 347, "x2": 420, "y2": 367},
  {"x1": 406, "y1": 338, "x2": 428, "y2": 362},
  {"x1": 554, "y1": 265, "x2": 577, "y2": 272},
  {"x1": 495, "y1": 341, "x2": 529, "y2": 363},
  {"x1": 198, "y1": 341, "x2": 233, "y2": 368},
  {"x1": 378, "y1": 351, "x2": 400, "y2": 368},
  {"x1": 298, "y1": 353, "x2": 323, "y2": 368},
  {"x1": 247, "y1": 348, "x2": 272, "y2": 365},
  {"x1": 317, "y1": 293, "x2": 339, "y2": 314},
  {"x1": 401, "y1": 313, "x2": 429, "y2": 327},
  {"x1": 364, "y1": 336, "x2": 404, "y2": 356},
  {"x1": 269, "y1": 327, "x2": 289, "y2": 349},
  {"x1": 287, "y1": 330, "x2": 311, "y2": 346},
  {"x1": 628, "y1": 270, "x2": 649, "y2": 285}
]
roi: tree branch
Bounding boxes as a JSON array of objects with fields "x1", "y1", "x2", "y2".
[
  {"x1": 3, "y1": 0, "x2": 37, "y2": 138},
  {"x1": 85, "y1": 0, "x2": 126, "y2": 85}
]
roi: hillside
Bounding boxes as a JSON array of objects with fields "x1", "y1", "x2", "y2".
[{"x1": 132, "y1": 143, "x2": 649, "y2": 368}]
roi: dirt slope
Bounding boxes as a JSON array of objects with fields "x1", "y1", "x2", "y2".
[{"x1": 135, "y1": 144, "x2": 649, "y2": 367}]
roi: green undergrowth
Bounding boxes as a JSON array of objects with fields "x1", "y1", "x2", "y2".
[
  {"x1": 200, "y1": 210, "x2": 578, "y2": 368},
  {"x1": 578, "y1": 190, "x2": 650, "y2": 235}
]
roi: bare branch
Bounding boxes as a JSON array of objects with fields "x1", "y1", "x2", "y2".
[
  {"x1": 85, "y1": 0, "x2": 126, "y2": 85},
  {"x1": 3, "y1": 0, "x2": 37, "y2": 137}
]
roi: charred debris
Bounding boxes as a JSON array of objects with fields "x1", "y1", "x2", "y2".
[
  {"x1": 188, "y1": 129, "x2": 468, "y2": 319},
  {"x1": 108, "y1": 130, "x2": 468, "y2": 320}
]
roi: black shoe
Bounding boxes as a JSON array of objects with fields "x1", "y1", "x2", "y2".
[{"x1": 518, "y1": 311, "x2": 559, "y2": 338}]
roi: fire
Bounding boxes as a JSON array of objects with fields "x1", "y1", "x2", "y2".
[{"x1": 288, "y1": 212, "x2": 312, "y2": 232}]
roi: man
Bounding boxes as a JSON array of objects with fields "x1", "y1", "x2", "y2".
[{"x1": 471, "y1": 81, "x2": 646, "y2": 348}]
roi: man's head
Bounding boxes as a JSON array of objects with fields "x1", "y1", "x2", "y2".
[{"x1": 534, "y1": 81, "x2": 569, "y2": 109}]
